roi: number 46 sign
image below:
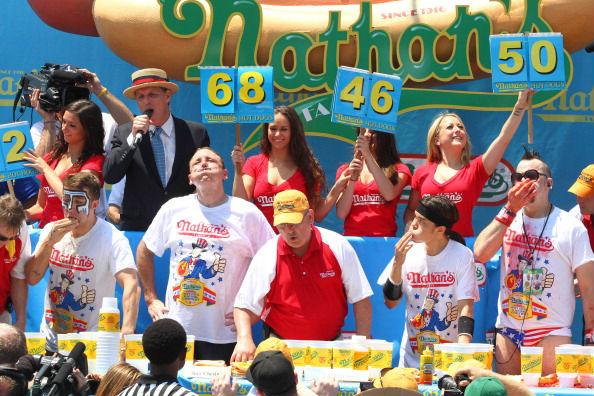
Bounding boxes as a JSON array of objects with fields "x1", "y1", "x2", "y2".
[
  {"x1": 490, "y1": 32, "x2": 565, "y2": 92},
  {"x1": 331, "y1": 67, "x2": 402, "y2": 134},
  {"x1": 0, "y1": 122, "x2": 37, "y2": 182}
]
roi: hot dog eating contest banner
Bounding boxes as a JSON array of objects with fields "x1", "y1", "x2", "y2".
[{"x1": 1, "y1": 0, "x2": 593, "y2": 233}]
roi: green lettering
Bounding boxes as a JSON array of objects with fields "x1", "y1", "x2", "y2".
[
  {"x1": 270, "y1": 33, "x2": 316, "y2": 91},
  {"x1": 351, "y1": 2, "x2": 398, "y2": 75},
  {"x1": 185, "y1": 0, "x2": 261, "y2": 80},
  {"x1": 314, "y1": 11, "x2": 349, "y2": 91},
  {"x1": 159, "y1": 0, "x2": 206, "y2": 38},
  {"x1": 397, "y1": 24, "x2": 441, "y2": 82}
]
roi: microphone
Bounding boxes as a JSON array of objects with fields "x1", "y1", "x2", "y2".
[
  {"x1": 46, "y1": 342, "x2": 86, "y2": 396},
  {"x1": 132, "y1": 109, "x2": 154, "y2": 147},
  {"x1": 15, "y1": 354, "x2": 41, "y2": 381}
]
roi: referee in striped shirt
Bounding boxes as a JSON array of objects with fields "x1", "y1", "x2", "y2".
[{"x1": 118, "y1": 319, "x2": 196, "y2": 396}]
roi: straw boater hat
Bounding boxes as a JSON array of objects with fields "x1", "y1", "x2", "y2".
[{"x1": 123, "y1": 68, "x2": 179, "y2": 99}]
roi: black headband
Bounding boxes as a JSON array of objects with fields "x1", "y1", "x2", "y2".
[{"x1": 416, "y1": 201, "x2": 454, "y2": 228}]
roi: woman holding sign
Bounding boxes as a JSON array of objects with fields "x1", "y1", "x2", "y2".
[
  {"x1": 232, "y1": 106, "x2": 348, "y2": 227},
  {"x1": 404, "y1": 89, "x2": 532, "y2": 237},
  {"x1": 335, "y1": 128, "x2": 411, "y2": 236},
  {"x1": 24, "y1": 99, "x2": 105, "y2": 227}
]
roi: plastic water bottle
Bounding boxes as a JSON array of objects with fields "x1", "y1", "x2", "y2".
[{"x1": 95, "y1": 297, "x2": 121, "y2": 374}]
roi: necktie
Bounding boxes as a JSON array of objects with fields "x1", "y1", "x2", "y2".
[{"x1": 151, "y1": 127, "x2": 167, "y2": 187}]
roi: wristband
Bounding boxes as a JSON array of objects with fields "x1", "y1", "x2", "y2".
[
  {"x1": 458, "y1": 316, "x2": 474, "y2": 337},
  {"x1": 383, "y1": 278, "x2": 403, "y2": 301},
  {"x1": 495, "y1": 205, "x2": 516, "y2": 227},
  {"x1": 585, "y1": 328, "x2": 594, "y2": 346},
  {"x1": 97, "y1": 87, "x2": 108, "y2": 98}
]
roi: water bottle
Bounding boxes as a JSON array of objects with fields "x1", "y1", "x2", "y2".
[{"x1": 95, "y1": 297, "x2": 121, "y2": 374}]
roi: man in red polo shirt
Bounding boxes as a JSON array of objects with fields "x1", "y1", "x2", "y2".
[
  {"x1": 569, "y1": 164, "x2": 594, "y2": 249},
  {"x1": 232, "y1": 189, "x2": 373, "y2": 362},
  {"x1": 0, "y1": 195, "x2": 30, "y2": 330}
]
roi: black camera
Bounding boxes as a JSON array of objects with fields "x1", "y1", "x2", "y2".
[
  {"x1": 22, "y1": 342, "x2": 88, "y2": 396},
  {"x1": 18, "y1": 63, "x2": 90, "y2": 113},
  {"x1": 438, "y1": 374, "x2": 471, "y2": 395}
]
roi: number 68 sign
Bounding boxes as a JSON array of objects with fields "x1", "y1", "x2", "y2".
[
  {"x1": 199, "y1": 66, "x2": 274, "y2": 123},
  {"x1": 0, "y1": 121, "x2": 37, "y2": 182},
  {"x1": 331, "y1": 67, "x2": 402, "y2": 134},
  {"x1": 490, "y1": 32, "x2": 565, "y2": 92}
]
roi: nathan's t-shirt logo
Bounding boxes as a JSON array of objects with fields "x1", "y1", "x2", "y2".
[
  {"x1": 407, "y1": 271, "x2": 455, "y2": 288},
  {"x1": 177, "y1": 220, "x2": 230, "y2": 238},
  {"x1": 504, "y1": 229, "x2": 554, "y2": 252},
  {"x1": 49, "y1": 249, "x2": 95, "y2": 271}
]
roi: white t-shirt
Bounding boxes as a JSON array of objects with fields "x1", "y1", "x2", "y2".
[
  {"x1": 36, "y1": 218, "x2": 136, "y2": 350},
  {"x1": 496, "y1": 207, "x2": 594, "y2": 334},
  {"x1": 235, "y1": 227, "x2": 373, "y2": 315},
  {"x1": 569, "y1": 204, "x2": 582, "y2": 221},
  {"x1": 143, "y1": 194, "x2": 274, "y2": 344},
  {"x1": 10, "y1": 222, "x2": 32, "y2": 280},
  {"x1": 378, "y1": 240, "x2": 478, "y2": 368}
]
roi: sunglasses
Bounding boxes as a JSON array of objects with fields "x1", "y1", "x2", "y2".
[
  {"x1": 0, "y1": 230, "x2": 20, "y2": 242},
  {"x1": 510, "y1": 169, "x2": 547, "y2": 185}
]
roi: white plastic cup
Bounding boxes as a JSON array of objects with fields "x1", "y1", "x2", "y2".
[
  {"x1": 125, "y1": 334, "x2": 148, "y2": 374},
  {"x1": 332, "y1": 340, "x2": 356, "y2": 381},
  {"x1": 468, "y1": 343, "x2": 494, "y2": 370},
  {"x1": 25, "y1": 332, "x2": 46, "y2": 355},
  {"x1": 556, "y1": 345, "x2": 580, "y2": 387},
  {"x1": 285, "y1": 340, "x2": 309, "y2": 367},
  {"x1": 95, "y1": 331, "x2": 121, "y2": 375},
  {"x1": 304, "y1": 340, "x2": 333, "y2": 381},
  {"x1": 520, "y1": 346, "x2": 543, "y2": 387},
  {"x1": 181, "y1": 335, "x2": 195, "y2": 376}
]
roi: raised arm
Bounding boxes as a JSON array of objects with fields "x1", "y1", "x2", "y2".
[
  {"x1": 79, "y1": 69, "x2": 134, "y2": 125},
  {"x1": 482, "y1": 89, "x2": 532, "y2": 174},
  {"x1": 473, "y1": 179, "x2": 537, "y2": 263},
  {"x1": 383, "y1": 232, "x2": 413, "y2": 309},
  {"x1": 335, "y1": 161, "x2": 360, "y2": 220},
  {"x1": 230, "y1": 145, "x2": 254, "y2": 201},
  {"x1": 315, "y1": 168, "x2": 351, "y2": 222}
]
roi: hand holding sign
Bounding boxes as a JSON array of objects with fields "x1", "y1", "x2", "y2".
[{"x1": 0, "y1": 122, "x2": 38, "y2": 183}]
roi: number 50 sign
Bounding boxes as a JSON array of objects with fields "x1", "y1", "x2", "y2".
[
  {"x1": 490, "y1": 32, "x2": 565, "y2": 92},
  {"x1": 0, "y1": 122, "x2": 37, "y2": 182}
]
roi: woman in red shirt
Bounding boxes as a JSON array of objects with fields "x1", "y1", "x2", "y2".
[
  {"x1": 336, "y1": 128, "x2": 411, "y2": 236},
  {"x1": 232, "y1": 106, "x2": 348, "y2": 227},
  {"x1": 24, "y1": 99, "x2": 105, "y2": 227},
  {"x1": 405, "y1": 90, "x2": 532, "y2": 237}
]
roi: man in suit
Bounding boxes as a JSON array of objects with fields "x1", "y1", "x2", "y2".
[{"x1": 103, "y1": 68, "x2": 210, "y2": 231}]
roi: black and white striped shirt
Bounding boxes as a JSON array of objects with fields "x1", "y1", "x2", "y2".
[{"x1": 118, "y1": 375, "x2": 197, "y2": 396}]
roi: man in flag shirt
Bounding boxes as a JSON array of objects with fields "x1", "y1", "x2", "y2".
[
  {"x1": 474, "y1": 151, "x2": 594, "y2": 375},
  {"x1": 137, "y1": 147, "x2": 274, "y2": 363},
  {"x1": 232, "y1": 189, "x2": 373, "y2": 362}
]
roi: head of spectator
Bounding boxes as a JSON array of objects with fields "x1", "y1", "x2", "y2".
[
  {"x1": 62, "y1": 173, "x2": 101, "y2": 233},
  {"x1": 569, "y1": 164, "x2": 594, "y2": 215},
  {"x1": 273, "y1": 190, "x2": 314, "y2": 257},
  {"x1": 0, "y1": 373, "x2": 27, "y2": 396},
  {"x1": 50, "y1": 99, "x2": 105, "y2": 165},
  {"x1": 95, "y1": 362, "x2": 142, "y2": 396},
  {"x1": 0, "y1": 324, "x2": 26, "y2": 366},
  {"x1": 247, "y1": 351, "x2": 297, "y2": 396},
  {"x1": 0, "y1": 195, "x2": 25, "y2": 250},
  {"x1": 261, "y1": 106, "x2": 326, "y2": 206},
  {"x1": 357, "y1": 127, "x2": 402, "y2": 183},
  {"x1": 463, "y1": 377, "x2": 506, "y2": 396},
  {"x1": 371, "y1": 367, "x2": 420, "y2": 394},
  {"x1": 410, "y1": 195, "x2": 465, "y2": 246},
  {"x1": 123, "y1": 68, "x2": 178, "y2": 126},
  {"x1": 513, "y1": 148, "x2": 553, "y2": 215},
  {"x1": 142, "y1": 318, "x2": 187, "y2": 376},
  {"x1": 426, "y1": 112, "x2": 472, "y2": 166}
]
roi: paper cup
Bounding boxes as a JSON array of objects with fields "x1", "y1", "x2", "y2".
[
  {"x1": 366, "y1": 340, "x2": 393, "y2": 377},
  {"x1": 308, "y1": 341, "x2": 333, "y2": 367},
  {"x1": 124, "y1": 334, "x2": 149, "y2": 374},
  {"x1": 285, "y1": 340, "x2": 309, "y2": 367},
  {"x1": 353, "y1": 342, "x2": 369, "y2": 371},
  {"x1": 520, "y1": 346, "x2": 543, "y2": 386},
  {"x1": 186, "y1": 335, "x2": 195, "y2": 362},
  {"x1": 448, "y1": 343, "x2": 474, "y2": 365},
  {"x1": 469, "y1": 343, "x2": 494, "y2": 370},
  {"x1": 58, "y1": 333, "x2": 73, "y2": 356},
  {"x1": 555, "y1": 346, "x2": 579, "y2": 387},
  {"x1": 440, "y1": 344, "x2": 455, "y2": 372},
  {"x1": 78, "y1": 332, "x2": 97, "y2": 373},
  {"x1": 25, "y1": 332, "x2": 46, "y2": 355},
  {"x1": 332, "y1": 341, "x2": 355, "y2": 369}
]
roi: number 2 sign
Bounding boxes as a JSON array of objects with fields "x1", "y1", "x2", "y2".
[
  {"x1": 0, "y1": 122, "x2": 37, "y2": 182},
  {"x1": 490, "y1": 32, "x2": 565, "y2": 92},
  {"x1": 331, "y1": 67, "x2": 402, "y2": 134}
]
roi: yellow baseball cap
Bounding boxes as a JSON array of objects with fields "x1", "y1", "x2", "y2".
[
  {"x1": 273, "y1": 190, "x2": 309, "y2": 226},
  {"x1": 568, "y1": 164, "x2": 594, "y2": 198}
]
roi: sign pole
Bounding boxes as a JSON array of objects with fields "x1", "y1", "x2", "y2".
[{"x1": 527, "y1": 98, "x2": 534, "y2": 144}]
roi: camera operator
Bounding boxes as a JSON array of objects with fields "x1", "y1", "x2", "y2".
[
  {"x1": 30, "y1": 68, "x2": 133, "y2": 157},
  {"x1": 0, "y1": 324, "x2": 28, "y2": 396}
]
